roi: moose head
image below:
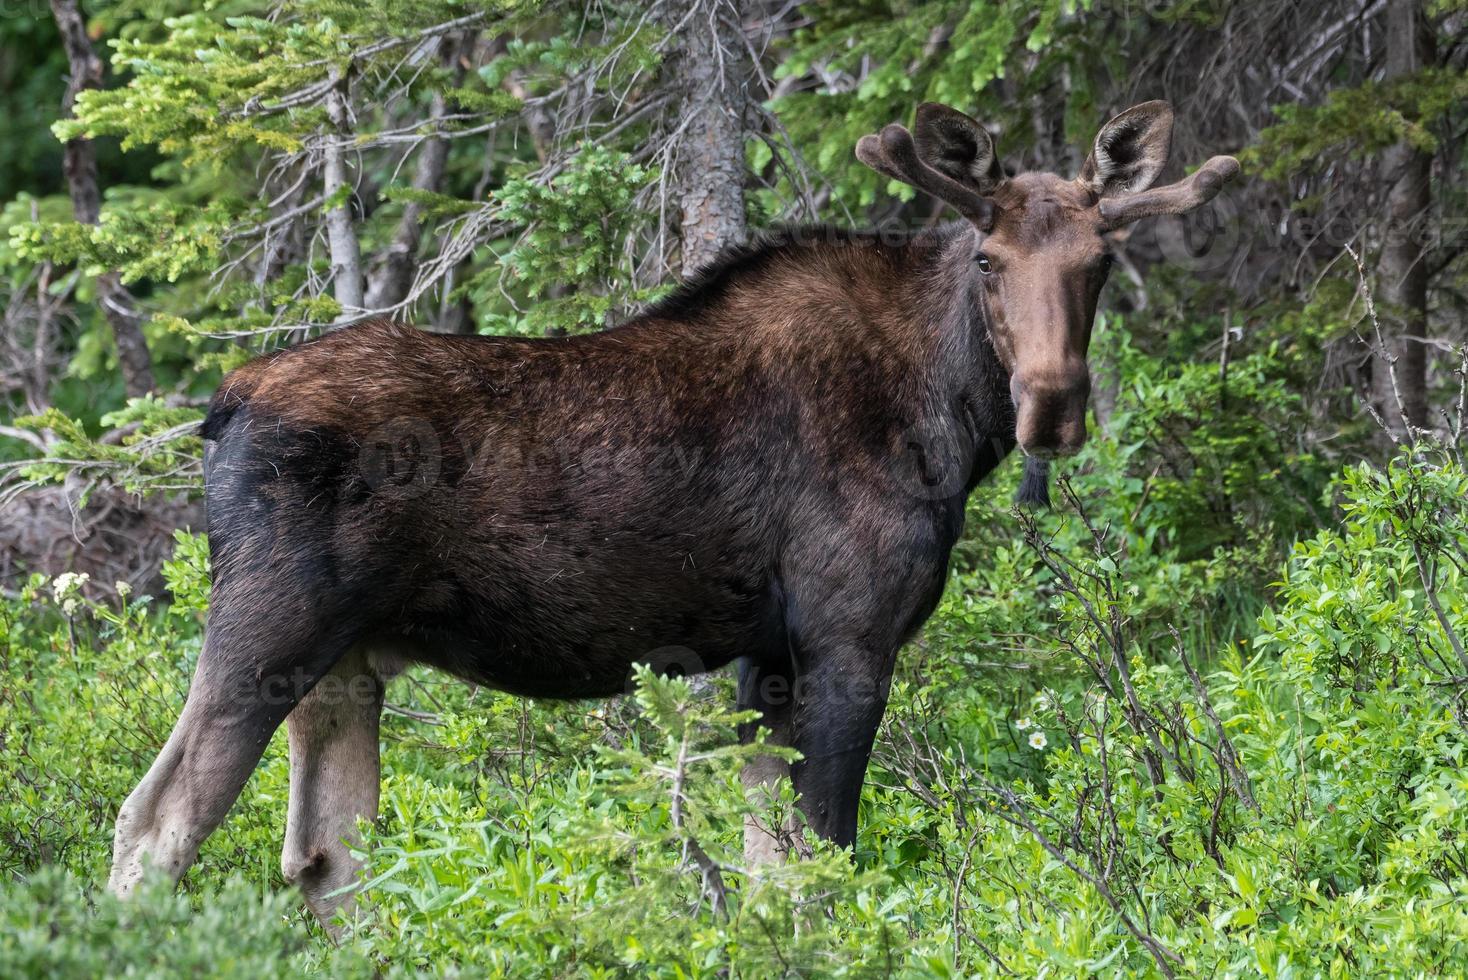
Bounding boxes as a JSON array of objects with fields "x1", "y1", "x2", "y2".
[{"x1": 857, "y1": 101, "x2": 1239, "y2": 459}]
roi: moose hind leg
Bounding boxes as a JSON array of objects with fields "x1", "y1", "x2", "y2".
[
  {"x1": 282, "y1": 648, "x2": 393, "y2": 930},
  {"x1": 737, "y1": 656, "x2": 806, "y2": 864},
  {"x1": 108, "y1": 632, "x2": 315, "y2": 896}
]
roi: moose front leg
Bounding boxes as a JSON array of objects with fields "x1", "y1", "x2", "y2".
[{"x1": 788, "y1": 643, "x2": 896, "y2": 848}]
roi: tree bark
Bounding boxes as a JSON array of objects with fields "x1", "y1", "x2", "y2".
[
  {"x1": 364, "y1": 32, "x2": 476, "y2": 313},
  {"x1": 323, "y1": 69, "x2": 365, "y2": 317},
  {"x1": 665, "y1": 0, "x2": 750, "y2": 278},
  {"x1": 49, "y1": 0, "x2": 155, "y2": 398},
  {"x1": 1371, "y1": 0, "x2": 1433, "y2": 436}
]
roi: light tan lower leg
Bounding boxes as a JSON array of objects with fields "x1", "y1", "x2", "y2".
[
  {"x1": 741, "y1": 714, "x2": 810, "y2": 865},
  {"x1": 281, "y1": 648, "x2": 390, "y2": 930},
  {"x1": 742, "y1": 752, "x2": 801, "y2": 865},
  {"x1": 109, "y1": 657, "x2": 282, "y2": 896}
]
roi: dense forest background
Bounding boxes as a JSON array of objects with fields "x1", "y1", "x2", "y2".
[{"x1": 1, "y1": 0, "x2": 1466, "y2": 976}]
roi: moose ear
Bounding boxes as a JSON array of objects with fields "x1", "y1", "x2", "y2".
[
  {"x1": 913, "y1": 103, "x2": 1002, "y2": 193},
  {"x1": 1078, "y1": 101, "x2": 1174, "y2": 198}
]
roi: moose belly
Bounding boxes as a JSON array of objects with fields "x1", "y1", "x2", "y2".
[{"x1": 369, "y1": 532, "x2": 785, "y2": 700}]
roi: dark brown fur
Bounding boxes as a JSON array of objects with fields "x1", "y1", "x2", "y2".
[{"x1": 202, "y1": 226, "x2": 1002, "y2": 703}]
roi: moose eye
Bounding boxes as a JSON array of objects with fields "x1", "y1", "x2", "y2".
[{"x1": 976, "y1": 255, "x2": 994, "y2": 275}]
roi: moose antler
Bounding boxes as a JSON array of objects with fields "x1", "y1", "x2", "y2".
[
  {"x1": 856, "y1": 123, "x2": 998, "y2": 230},
  {"x1": 1098, "y1": 155, "x2": 1241, "y2": 230}
]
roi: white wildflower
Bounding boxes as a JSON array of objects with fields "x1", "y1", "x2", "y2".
[
  {"x1": 1014, "y1": 717, "x2": 1033, "y2": 731},
  {"x1": 115, "y1": 580, "x2": 131, "y2": 598},
  {"x1": 51, "y1": 572, "x2": 89, "y2": 603},
  {"x1": 1028, "y1": 731, "x2": 1048, "y2": 750}
]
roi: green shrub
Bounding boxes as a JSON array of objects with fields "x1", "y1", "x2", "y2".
[
  {"x1": 2, "y1": 431, "x2": 1464, "y2": 976},
  {"x1": 0, "y1": 868, "x2": 364, "y2": 978}
]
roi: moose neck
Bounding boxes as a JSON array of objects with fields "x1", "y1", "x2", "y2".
[
  {"x1": 909, "y1": 223, "x2": 1019, "y2": 494},
  {"x1": 645, "y1": 223, "x2": 1019, "y2": 496}
]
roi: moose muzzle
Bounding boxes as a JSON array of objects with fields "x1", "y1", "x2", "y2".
[{"x1": 1012, "y1": 371, "x2": 1091, "y2": 459}]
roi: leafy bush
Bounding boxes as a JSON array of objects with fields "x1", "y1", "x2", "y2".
[
  {"x1": 0, "y1": 869, "x2": 361, "y2": 978},
  {"x1": 3, "y1": 373, "x2": 1465, "y2": 976}
]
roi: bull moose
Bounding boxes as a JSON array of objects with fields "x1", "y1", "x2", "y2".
[{"x1": 107, "y1": 100, "x2": 1238, "y2": 926}]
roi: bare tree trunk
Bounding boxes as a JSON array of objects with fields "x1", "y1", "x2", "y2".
[
  {"x1": 365, "y1": 32, "x2": 476, "y2": 313},
  {"x1": 436, "y1": 289, "x2": 475, "y2": 336},
  {"x1": 256, "y1": 164, "x2": 308, "y2": 290},
  {"x1": 49, "y1": 0, "x2": 155, "y2": 398},
  {"x1": 1372, "y1": 0, "x2": 1433, "y2": 436},
  {"x1": 323, "y1": 69, "x2": 365, "y2": 317},
  {"x1": 666, "y1": 0, "x2": 750, "y2": 277}
]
